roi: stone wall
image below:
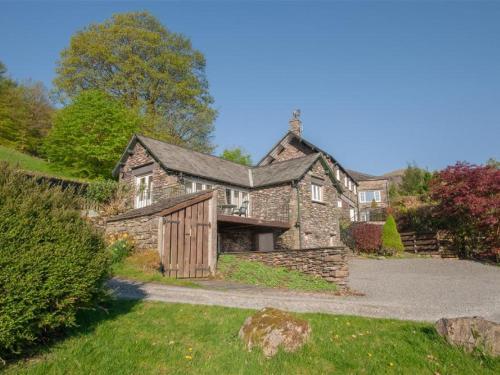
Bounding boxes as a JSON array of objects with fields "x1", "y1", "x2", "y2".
[
  {"x1": 231, "y1": 246, "x2": 349, "y2": 288},
  {"x1": 299, "y1": 160, "x2": 342, "y2": 248},
  {"x1": 250, "y1": 183, "x2": 293, "y2": 224},
  {"x1": 119, "y1": 143, "x2": 181, "y2": 209},
  {"x1": 106, "y1": 214, "x2": 160, "y2": 250},
  {"x1": 219, "y1": 229, "x2": 254, "y2": 252}
]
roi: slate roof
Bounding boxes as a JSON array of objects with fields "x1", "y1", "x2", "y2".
[
  {"x1": 136, "y1": 135, "x2": 251, "y2": 187},
  {"x1": 252, "y1": 153, "x2": 321, "y2": 187},
  {"x1": 107, "y1": 190, "x2": 212, "y2": 222},
  {"x1": 256, "y1": 131, "x2": 358, "y2": 184},
  {"x1": 346, "y1": 169, "x2": 387, "y2": 182},
  {"x1": 113, "y1": 135, "x2": 326, "y2": 188}
]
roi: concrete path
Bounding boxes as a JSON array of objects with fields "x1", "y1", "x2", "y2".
[{"x1": 109, "y1": 258, "x2": 500, "y2": 322}]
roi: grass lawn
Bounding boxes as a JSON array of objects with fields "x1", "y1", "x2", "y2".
[
  {"x1": 0, "y1": 145, "x2": 83, "y2": 181},
  {"x1": 5, "y1": 301, "x2": 499, "y2": 374},
  {"x1": 217, "y1": 255, "x2": 337, "y2": 292},
  {"x1": 111, "y1": 251, "x2": 201, "y2": 288}
]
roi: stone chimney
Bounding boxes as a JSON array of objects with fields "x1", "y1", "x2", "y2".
[{"x1": 289, "y1": 109, "x2": 302, "y2": 136}]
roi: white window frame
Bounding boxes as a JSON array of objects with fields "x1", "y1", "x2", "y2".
[
  {"x1": 135, "y1": 173, "x2": 153, "y2": 208},
  {"x1": 311, "y1": 182, "x2": 323, "y2": 202},
  {"x1": 225, "y1": 187, "x2": 250, "y2": 212},
  {"x1": 349, "y1": 208, "x2": 356, "y2": 222},
  {"x1": 344, "y1": 176, "x2": 348, "y2": 187},
  {"x1": 359, "y1": 190, "x2": 382, "y2": 203},
  {"x1": 336, "y1": 169, "x2": 340, "y2": 180},
  {"x1": 185, "y1": 178, "x2": 213, "y2": 194},
  {"x1": 348, "y1": 180, "x2": 352, "y2": 191},
  {"x1": 337, "y1": 199, "x2": 343, "y2": 208}
]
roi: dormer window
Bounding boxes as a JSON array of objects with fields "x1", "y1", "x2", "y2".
[{"x1": 135, "y1": 174, "x2": 153, "y2": 208}]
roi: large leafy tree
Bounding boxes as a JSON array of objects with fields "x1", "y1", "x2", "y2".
[
  {"x1": 53, "y1": 11, "x2": 217, "y2": 153},
  {"x1": 0, "y1": 62, "x2": 53, "y2": 154},
  {"x1": 430, "y1": 162, "x2": 500, "y2": 257},
  {"x1": 44, "y1": 90, "x2": 140, "y2": 178},
  {"x1": 399, "y1": 163, "x2": 433, "y2": 197},
  {"x1": 220, "y1": 146, "x2": 253, "y2": 166}
]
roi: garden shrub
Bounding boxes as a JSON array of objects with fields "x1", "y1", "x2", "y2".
[
  {"x1": 107, "y1": 239, "x2": 133, "y2": 264},
  {"x1": 84, "y1": 179, "x2": 130, "y2": 216},
  {"x1": 430, "y1": 162, "x2": 500, "y2": 258},
  {"x1": 0, "y1": 164, "x2": 109, "y2": 359},
  {"x1": 350, "y1": 223, "x2": 382, "y2": 253},
  {"x1": 381, "y1": 214, "x2": 404, "y2": 254},
  {"x1": 85, "y1": 179, "x2": 119, "y2": 205}
]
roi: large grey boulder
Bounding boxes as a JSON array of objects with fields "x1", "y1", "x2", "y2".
[
  {"x1": 435, "y1": 317, "x2": 500, "y2": 357},
  {"x1": 239, "y1": 307, "x2": 311, "y2": 357}
]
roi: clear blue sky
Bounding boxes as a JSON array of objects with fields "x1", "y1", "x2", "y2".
[{"x1": 1, "y1": 1, "x2": 499, "y2": 175}]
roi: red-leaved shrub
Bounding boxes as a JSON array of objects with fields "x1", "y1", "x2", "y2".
[
  {"x1": 350, "y1": 223, "x2": 383, "y2": 253},
  {"x1": 430, "y1": 162, "x2": 500, "y2": 258}
]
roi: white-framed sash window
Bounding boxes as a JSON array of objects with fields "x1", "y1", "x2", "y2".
[
  {"x1": 336, "y1": 169, "x2": 340, "y2": 180},
  {"x1": 185, "y1": 178, "x2": 213, "y2": 194},
  {"x1": 311, "y1": 182, "x2": 323, "y2": 202},
  {"x1": 349, "y1": 207, "x2": 358, "y2": 222},
  {"x1": 135, "y1": 174, "x2": 153, "y2": 208},
  {"x1": 359, "y1": 190, "x2": 381, "y2": 203}
]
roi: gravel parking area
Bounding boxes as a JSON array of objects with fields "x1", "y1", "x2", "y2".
[
  {"x1": 348, "y1": 258, "x2": 500, "y2": 322},
  {"x1": 110, "y1": 258, "x2": 500, "y2": 322}
]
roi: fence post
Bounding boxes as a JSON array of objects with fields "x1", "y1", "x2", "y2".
[{"x1": 413, "y1": 233, "x2": 417, "y2": 254}]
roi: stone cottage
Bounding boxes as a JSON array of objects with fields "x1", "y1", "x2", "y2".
[{"x1": 105, "y1": 112, "x2": 365, "y2": 282}]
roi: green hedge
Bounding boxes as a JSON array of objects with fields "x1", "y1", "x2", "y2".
[
  {"x1": 382, "y1": 214, "x2": 404, "y2": 254},
  {"x1": 0, "y1": 164, "x2": 109, "y2": 358}
]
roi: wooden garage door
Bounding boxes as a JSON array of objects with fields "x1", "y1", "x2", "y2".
[{"x1": 161, "y1": 199, "x2": 211, "y2": 278}]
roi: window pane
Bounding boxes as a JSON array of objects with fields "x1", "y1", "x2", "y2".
[
  {"x1": 185, "y1": 181, "x2": 193, "y2": 193},
  {"x1": 225, "y1": 189, "x2": 232, "y2": 204},
  {"x1": 205, "y1": 184, "x2": 212, "y2": 190}
]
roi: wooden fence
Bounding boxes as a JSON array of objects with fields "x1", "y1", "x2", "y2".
[{"x1": 400, "y1": 231, "x2": 456, "y2": 257}]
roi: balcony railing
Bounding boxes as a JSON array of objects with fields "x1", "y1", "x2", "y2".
[{"x1": 217, "y1": 201, "x2": 290, "y2": 224}]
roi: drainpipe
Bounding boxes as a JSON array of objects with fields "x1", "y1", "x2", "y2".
[{"x1": 293, "y1": 180, "x2": 303, "y2": 250}]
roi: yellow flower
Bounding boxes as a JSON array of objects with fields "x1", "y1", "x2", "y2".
[
  {"x1": 389, "y1": 362, "x2": 394, "y2": 367},
  {"x1": 351, "y1": 334, "x2": 357, "y2": 338},
  {"x1": 368, "y1": 353, "x2": 372, "y2": 357},
  {"x1": 185, "y1": 355, "x2": 192, "y2": 360},
  {"x1": 188, "y1": 347, "x2": 193, "y2": 352}
]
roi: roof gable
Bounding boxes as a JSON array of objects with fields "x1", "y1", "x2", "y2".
[{"x1": 257, "y1": 131, "x2": 357, "y2": 184}]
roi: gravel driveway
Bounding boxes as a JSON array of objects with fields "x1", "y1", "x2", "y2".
[
  {"x1": 348, "y1": 258, "x2": 500, "y2": 322},
  {"x1": 109, "y1": 258, "x2": 500, "y2": 322}
]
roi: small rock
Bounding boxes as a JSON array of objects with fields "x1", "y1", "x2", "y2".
[
  {"x1": 435, "y1": 317, "x2": 499, "y2": 357},
  {"x1": 239, "y1": 307, "x2": 311, "y2": 357}
]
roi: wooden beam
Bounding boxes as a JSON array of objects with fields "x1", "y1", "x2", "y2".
[
  {"x1": 217, "y1": 214, "x2": 290, "y2": 229},
  {"x1": 158, "y1": 191, "x2": 213, "y2": 217}
]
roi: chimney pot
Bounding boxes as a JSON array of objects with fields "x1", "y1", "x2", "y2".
[{"x1": 289, "y1": 109, "x2": 302, "y2": 136}]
